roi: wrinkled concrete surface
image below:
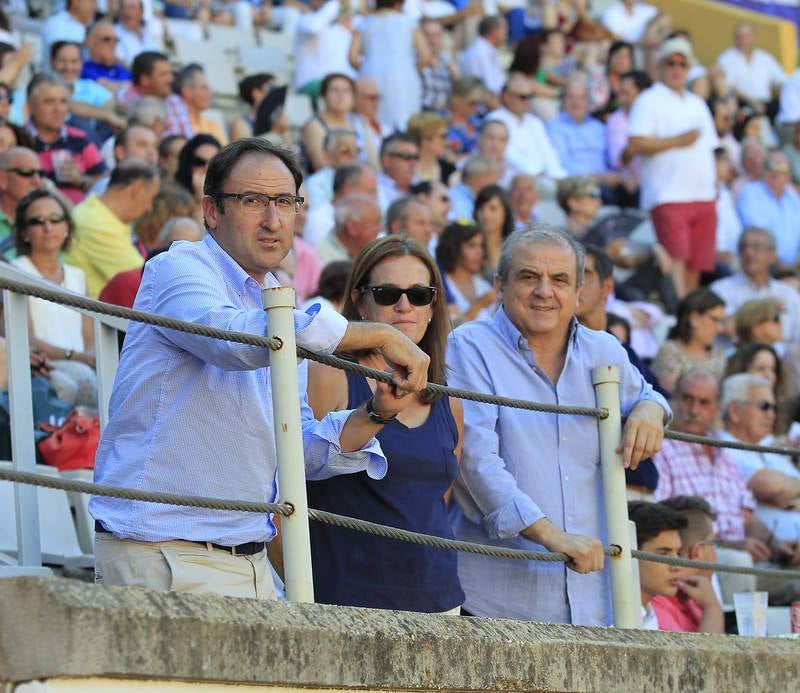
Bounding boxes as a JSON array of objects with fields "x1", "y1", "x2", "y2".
[{"x1": 1, "y1": 577, "x2": 798, "y2": 692}]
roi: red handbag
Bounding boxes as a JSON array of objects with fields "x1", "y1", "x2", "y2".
[{"x1": 37, "y1": 411, "x2": 100, "y2": 471}]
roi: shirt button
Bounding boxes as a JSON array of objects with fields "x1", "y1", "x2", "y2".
[{"x1": 564, "y1": 476, "x2": 569, "y2": 482}]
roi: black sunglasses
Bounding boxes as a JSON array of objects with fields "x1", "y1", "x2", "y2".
[
  {"x1": 25, "y1": 214, "x2": 67, "y2": 227},
  {"x1": 192, "y1": 155, "x2": 212, "y2": 168},
  {"x1": 388, "y1": 151, "x2": 419, "y2": 161},
  {"x1": 745, "y1": 400, "x2": 778, "y2": 413},
  {"x1": 361, "y1": 285, "x2": 437, "y2": 306},
  {"x1": 5, "y1": 167, "x2": 45, "y2": 178}
]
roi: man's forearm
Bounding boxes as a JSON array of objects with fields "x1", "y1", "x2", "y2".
[
  {"x1": 626, "y1": 136, "x2": 684, "y2": 157},
  {"x1": 521, "y1": 517, "x2": 561, "y2": 548},
  {"x1": 336, "y1": 321, "x2": 391, "y2": 354},
  {"x1": 338, "y1": 403, "x2": 384, "y2": 453}
]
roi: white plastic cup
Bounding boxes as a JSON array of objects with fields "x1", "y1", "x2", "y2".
[{"x1": 734, "y1": 591, "x2": 769, "y2": 637}]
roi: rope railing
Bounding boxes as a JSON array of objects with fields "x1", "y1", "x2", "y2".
[
  {"x1": 4, "y1": 274, "x2": 800, "y2": 457},
  {"x1": 3, "y1": 467, "x2": 800, "y2": 581}
]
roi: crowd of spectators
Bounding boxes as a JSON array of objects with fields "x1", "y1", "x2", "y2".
[{"x1": 1, "y1": 0, "x2": 800, "y2": 634}]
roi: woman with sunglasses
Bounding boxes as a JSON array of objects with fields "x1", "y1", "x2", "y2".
[
  {"x1": 174, "y1": 134, "x2": 221, "y2": 208},
  {"x1": 651, "y1": 288, "x2": 728, "y2": 394},
  {"x1": 305, "y1": 235, "x2": 465, "y2": 614},
  {"x1": 12, "y1": 189, "x2": 96, "y2": 407}
]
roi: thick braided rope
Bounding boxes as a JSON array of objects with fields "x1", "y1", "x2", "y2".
[
  {"x1": 0, "y1": 468, "x2": 292, "y2": 516},
  {"x1": 633, "y1": 549, "x2": 800, "y2": 580},
  {"x1": 0, "y1": 276, "x2": 606, "y2": 419},
  {"x1": 6, "y1": 468, "x2": 800, "y2": 579},
  {"x1": 664, "y1": 429, "x2": 800, "y2": 456},
  {"x1": 0, "y1": 276, "x2": 282, "y2": 351}
]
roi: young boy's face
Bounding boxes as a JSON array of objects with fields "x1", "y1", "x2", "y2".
[{"x1": 639, "y1": 529, "x2": 682, "y2": 601}]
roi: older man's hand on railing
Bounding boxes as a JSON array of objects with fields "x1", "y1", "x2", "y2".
[{"x1": 618, "y1": 400, "x2": 666, "y2": 470}]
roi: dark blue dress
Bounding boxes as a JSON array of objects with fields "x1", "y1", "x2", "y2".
[{"x1": 307, "y1": 371, "x2": 465, "y2": 612}]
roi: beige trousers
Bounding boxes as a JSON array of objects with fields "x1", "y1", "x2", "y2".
[{"x1": 94, "y1": 532, "x2": 277, "y2": 601}]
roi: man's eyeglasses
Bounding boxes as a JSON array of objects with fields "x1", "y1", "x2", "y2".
[
  {"x1": 361, "y1": 285, "x2": 437, "y2": 306},
  {"x1": 509, "y1": 91, "x2": 533, "y2": 101},
  {"x1": 741, "y1": 400, "x2": 778, "y2": 413},
  {"x1": 665, "y1": 59, "x2": 689, "y2": 69},
  {"x1": 25, "y1": 214, "x2": 67, "y2": 227},
  {"x1": 580, "y1": 189, "x2": 602, "y2": 199},
  {"x1": 738, "y1": 241, "x2": 772, "y2": 252},
  {"x1": 387, "y1": 151, "x2": 419, "y2": 161},
  {"x1": 216, "y1": 192, "x2": 304, "y2": 216},
  {"x1": 4, "y1": 167, "x2": 45, "y2": 178},
  {"x1": 362, "y1": 93, "x2": 381, "y2": 101}
]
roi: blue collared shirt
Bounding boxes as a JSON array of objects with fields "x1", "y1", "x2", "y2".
[
  {"x1": 546, "y1": 112, "x2": 610, "y2": 176},
  {"x1": 90, "y1": 234, "x2": 385, "y2": 545},
  {"x1": 446, "y1": 308, "x2": 670, "y2": 625},
  {"x1": 736, "y1": 180, "x2": 800, "y2": 266},
  {"x1": 447, "y1": 182, "x2": 476, "y2": 221},
  {"x1": 81, "y1": 61, "x2": 132, "y2": 83}
]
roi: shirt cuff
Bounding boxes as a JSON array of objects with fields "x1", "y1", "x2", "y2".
[
  {"x1": 295, "y1": 301, "x2": 348, "y2": 355},
  {"x1": 483, "y1": 493, "x2": 545, "y2": 540},
  {"x1": 304, "y1": 408, "x2": 388, "y2": 481}
]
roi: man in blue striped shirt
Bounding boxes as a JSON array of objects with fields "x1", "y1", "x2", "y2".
[
  {"x1": 91, "y1": 139, "x2": 428, "y2": 600},
  {"x1": 447, "y1": 228, "x2": 671, "y2": 625}
]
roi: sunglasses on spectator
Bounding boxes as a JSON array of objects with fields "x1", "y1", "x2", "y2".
[
  {"x1": 509, "y1": 92, "x2": 533, "y2": 100},
  {"x1": 99, "y1": 36, "x2": 119, "y2": 43},
  {"x1": 742, "y1": 400, "x2": 778, "y2": 413},
  {"x1": 362, "y1": 93, "x2": 381, "y2": 101},
  {"x1": 4, "y1": 167, "x2": 45, "y2": 178},
  {"x1": 768, "y1": 314, "x2": 782, "y2": 323},
  {"x1": 192, "y1": 155, "x2": 212, "y2": 168},
  {"x1": 388, "y1": 151, "x2": 419, "y2": 161},
  {"x1": 0, "y1": 93, "x2": 11, "y2": 103},
  {"x1": 25, "y1": 214, "x2": 67, "y2": 227},
  {"x1": 361, "y1": 285, "x2": 437, "y2": 306},
  {"x1": 665, "y1": 59, "x2": 689, "y2": 69}
]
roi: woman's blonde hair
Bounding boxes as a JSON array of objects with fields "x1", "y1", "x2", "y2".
[
  {"x1": 735, "y1": 297, "x2": 783, "y2": 343},
  {"x1": 407, "y1": 112, "x2": 449, "y2": 145},
  {"x1": 342, "y1": 236, "x2": 450, "y2": 402}
]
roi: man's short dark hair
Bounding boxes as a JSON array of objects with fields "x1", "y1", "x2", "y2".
[
  {"x1": 478, "y1": 15, "x2": 503, "y2": 37},
  {"x1": 332, "y1": 163, "x2": 367, "y2": 196},
  {"x1": 114, "y1": 124, "x2": 148, "y2": 151},
  {"x1": 131, "y1": 51, "x2": 169, "y2": 85},
  {"x1": 108, "y1": 159, "x2": 159, "y2": 188},
  {"x1": 174, "y1": 63, "x2": 204, "y2": 95},
  {"x1": 659, "y1": 496, "x2": 717, "y2": 550},
  {"x1": 204, "y1": 138, "x2": 303, "y2": 205},
  {"x1": 238, "y1": 72, "x2": 274, "y2": 105},
  {"x1": 620, "y1": 70, "x2": 652, "y2": 93},
  {"x1": 26, "y1": 73, "x2": 68, "y2": 101},
  {"x1": 380, "y1": 132, "x2": 417, "y2": 160},
  {"x1": 583, "y1": 244, "x2": 613, "y2": 283},
  {"x1": 50, "y1": 40, "x2": 82, "y2": 62},
  {"x1": 628, "y1": 501, "x2": 687, "y2": 547}
]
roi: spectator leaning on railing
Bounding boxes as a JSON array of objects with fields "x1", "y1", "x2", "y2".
[
  {"x1": 446, "y1": 228, "x2": 669, "y2": 626},
  {"x1": 90, "y1": 139, "x2": 430, "y2": 601}
]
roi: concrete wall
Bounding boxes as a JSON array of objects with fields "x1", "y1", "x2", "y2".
[
  {"x1": 652, "y1": 0, "x2": 798, "y2": 73},
  {"x1": 1, "y1": 577, "x2": 799, "y2": 692}
]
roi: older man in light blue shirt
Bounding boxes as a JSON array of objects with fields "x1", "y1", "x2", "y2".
[
  {"x1": 92, "y1": 139, "x2": 428, "y2": 599},
  {"x1": 546, "y1": 76, "x2": 620, "y2": 190},
  {"x1": 737, "y1": 151, "x2": 800, "y2": 267},
  {"x1": 447, "y1": 228, "x2": 670, "y2": 625}
]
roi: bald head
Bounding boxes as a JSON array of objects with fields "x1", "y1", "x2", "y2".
[
  {"x1": 86, "y1": 19, "x2": 120, "y2": 66},
  {"x1": 157, "y1": 216, "x2": 204, "y2": 248}
]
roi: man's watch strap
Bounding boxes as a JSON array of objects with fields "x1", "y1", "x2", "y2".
[{"x1": 365, "y1": 397, "x2": 397, "y2": 425}]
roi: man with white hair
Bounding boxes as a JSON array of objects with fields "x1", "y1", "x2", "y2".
[
  {"x1": 448, "y1": 155, "x2": 501, "y2": 220},
  {"x1": 306, "y1": 130, "x2": 360, "y2": 210},
  {"x1": 448, "y1": 227, "x2": 669, "y2": 624},
  {"x1": 720, "y1": 374, "x2": 800, "y2": 551},
  {"x1": 315, "y1": 194, "x2": 383, "y2": 265},
  {"x1": 625, "y1": 37, "x2": 718, "y2": 299},
  {"x1": 717, "y1": 23, "x2": 785, "y2": 117}
]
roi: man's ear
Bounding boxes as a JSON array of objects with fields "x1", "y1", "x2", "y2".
[
  {"x1": 494, "y1": 272, "x2": 504, "y2": 300},
  {"x1": 601, "y1": 277, "x2": 614, "y2": 302},
  {"x1": 201, "y1": 195, "x2": 219, "y2": 231}
]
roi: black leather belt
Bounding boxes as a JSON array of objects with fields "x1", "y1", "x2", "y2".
[{"x1": 94, "y1": 521, "x2": 266, "y2": 556}]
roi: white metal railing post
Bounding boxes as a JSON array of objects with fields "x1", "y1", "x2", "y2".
[
  {"x1": 592, "y1": 365, "x2": 639, "y2": 628},
  {"x1": 93, "y1": 320, "x2": 120, "y2": 429},
  {"x1": 3, "y1": 289, "x2": 42, "y2": 567},
  {"x1": 262, "y1": 286, "x2": 314, "y2": 603}
]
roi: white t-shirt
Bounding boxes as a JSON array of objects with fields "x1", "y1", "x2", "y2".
[
  {"x1": 601, "y1": 2, "x2": 658, "y2": 43},
  {"x1": 486, "y1": 108, "x2": 566, "y2": 179},
  {"x1": 459, "y1": 37, "x2": 505, "y2": 95},
  {"x1": 717, "y1": 47, "x2": 786, "y2": 104},
  {"x1": 777, "y1": 69, "x2": 800, "y2": 125},
  {"x1": 627, "y1": 83, "x2": 718, "y2": 209},
  {"x1": 293, "y1": 1, "x2": 357, "y2": 89},
  {"x1": 12, "y1": 256, "x2": 86, "y2": 352}
]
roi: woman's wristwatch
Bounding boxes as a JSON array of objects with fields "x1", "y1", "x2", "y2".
[
  {"x1": 64, "y1": 349, "x2": 74, "y2": 360},
  {"x1": 365, "y1": 397, "x2": 397, "y2": 425}
]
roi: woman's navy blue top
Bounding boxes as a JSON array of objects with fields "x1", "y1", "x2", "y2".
[{"x1": 307, "y1": 371, "x2": 464, "y2": 612}]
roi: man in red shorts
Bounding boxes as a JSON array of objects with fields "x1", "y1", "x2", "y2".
[{"x1": 625, "y1": 37, "x2": 719, "y2": 298}]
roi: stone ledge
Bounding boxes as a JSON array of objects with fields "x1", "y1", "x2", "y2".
[{"x1": 1, "y1": 577, "x2": 799, "y2": 692}]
